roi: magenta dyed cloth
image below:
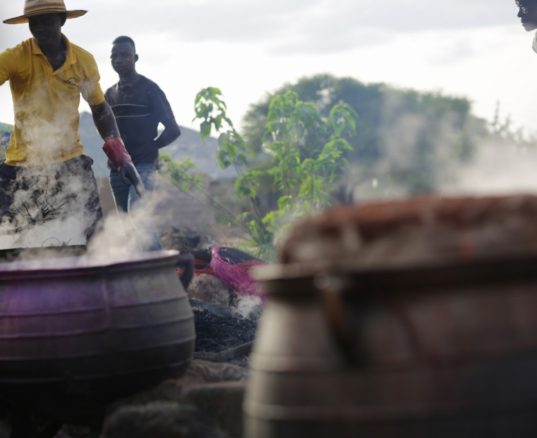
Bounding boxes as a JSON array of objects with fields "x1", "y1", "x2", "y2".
[{"x1": 209, "y1": 245, "x2": 264, "y2": 297}]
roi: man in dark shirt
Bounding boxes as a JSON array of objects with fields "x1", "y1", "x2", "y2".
[{"x1": 105, "y1": 35, "x2": 181, "y2": 214}]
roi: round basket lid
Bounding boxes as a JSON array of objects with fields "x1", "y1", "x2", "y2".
[{"x1": 279, "y1": 194, "x2": 537, "y2": 270}]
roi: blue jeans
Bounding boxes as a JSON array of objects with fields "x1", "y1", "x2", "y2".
[{"x1": 110, "y1": 162, "x2": 162, "y2": 250}]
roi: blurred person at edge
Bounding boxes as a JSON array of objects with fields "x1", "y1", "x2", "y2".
[
  {"x1": 0, "y1": 0, "x2": 142, "y2": 246},
  {"x1": 105, "y1": 35, "x2": 181, "y2": 250},
  {"x1": 516, "y1": 0, "x2": 537, "y2": 48}
]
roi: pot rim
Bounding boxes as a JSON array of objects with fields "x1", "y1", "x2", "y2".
[
  {"x1": 253, "y1": 251, "x2": 537, "y2": 292},
  {"x1": 0, "y1": 249, "x2": 181, "y2": 279}
]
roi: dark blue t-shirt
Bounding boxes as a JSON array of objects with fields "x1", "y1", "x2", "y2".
[{"x1": 105, "y1": 75, "x2": 176, "y2": 165}]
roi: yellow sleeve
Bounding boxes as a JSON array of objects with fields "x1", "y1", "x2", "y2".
[
  {"x1": 0, "y1": 47, "x2": 17, "y2": 86},
  {"x1": 80, "y1": 53, "x2": 105, "y2": 106}
]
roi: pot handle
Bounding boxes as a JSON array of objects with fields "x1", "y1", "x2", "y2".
[{"x1": 316, "y1": 275, "x2": 363, "y2": 365}]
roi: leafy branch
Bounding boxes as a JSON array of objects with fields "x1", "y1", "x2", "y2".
[{"x1": 194, "y1": 87, "x2": 357, "y2": 257}]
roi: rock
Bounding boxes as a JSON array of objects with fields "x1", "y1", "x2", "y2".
[
  {"x1": 101, "y1": 402, "x2": 230, "y2": 438},
  {"x1": 106, "y1": 379, "x2": 183, "y2": 408},
  {"x1": 105, "y1": 360, "x2": 247, "y2": 409},
  {"x1": 55, "y1": 361, "x2": 249, "y2": 437},
  {"x1": 100, "y1": 361, "x2": 247, "y2": 438},
  {"x1": 180, "y1": 382, "x2": 245, "y2": 438},
  {"x1": 188, "y1": 274, "x2": 230, "y2": 307},
  {"x1": 184, "y1": 360, "x2": 249, "y2": 383}
]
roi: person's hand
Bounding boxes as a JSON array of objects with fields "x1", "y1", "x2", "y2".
[
  {"x1": 119, "y1": 161, "x2": 145, "y2": 197},
  {"x1": 103, "y1": 136, "x2": 145, "y2": 197}
]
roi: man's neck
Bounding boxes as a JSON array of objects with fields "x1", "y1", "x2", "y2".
[
  {"x1": 38, "y1": 36, "x2": 64, "y2": 58},
  {"x1": 37, "y1": 36, "x2": 66, "y2": 70},
  {"x1": 119, "y1": 71, "x2": 140, "y2": 87}
]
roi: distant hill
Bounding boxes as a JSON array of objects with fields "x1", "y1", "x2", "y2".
[{"x1": 79, "y1": 112, "x2": 234, "y2": 179}]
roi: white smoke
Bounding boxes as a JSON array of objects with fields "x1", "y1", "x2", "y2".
[
  {"x1": 15, "y1": 84, "x2": 81, "y2": 165},
  {"x1": 86, "y1": 175, "x2": 179, "y2": 258},
  {"x1": 445, "y1": 139, "x2": 537, "y2": 195},
  {"x1": 232, "y1": 294, "x2": 263, "y2": 320}
]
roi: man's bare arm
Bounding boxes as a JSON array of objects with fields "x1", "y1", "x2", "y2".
[
  {"x1": 154, "y1": 119, "x2": 181, "y2": 149},
  {"x1": 90, "y1": 102, "x2": 144, "y2": 195},
  {"x1": 90, "y1": 101, "x2": 120, "y2": 140}
]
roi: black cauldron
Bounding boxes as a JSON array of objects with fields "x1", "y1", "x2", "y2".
[{"x1": 0, "y1": 250, "x2": 195, "y2": 425}]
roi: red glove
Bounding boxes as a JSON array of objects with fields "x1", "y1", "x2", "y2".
[
  {"x1": 103, "y1": 136, "x2": 132, "y2": 166},
  {"x1": 103, "y1": 136, "x2": 145, "y2": 197}
]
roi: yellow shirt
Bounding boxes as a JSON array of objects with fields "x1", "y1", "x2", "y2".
[{"x1": 0, "y1": 36, "x2": 105, "y2": 166}]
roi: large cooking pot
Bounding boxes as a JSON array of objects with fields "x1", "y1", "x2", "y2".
[
  {"x1": 244, "y1": 194, "x2": 537, "y2": 438},
  {"x1": 0, "y1": 249, "x2": 195, "y2": 422}
]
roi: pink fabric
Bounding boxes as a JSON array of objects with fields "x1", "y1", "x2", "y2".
[{"x1": 209, "y1": 245, "x2": 264, "y2": 297}]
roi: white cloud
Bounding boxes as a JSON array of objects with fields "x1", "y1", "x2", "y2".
[
  {"x1": 0, "y1": 0, "x2": 534, "y2": 136},
  {"x1": 1, "y1": 0, "x2": 518, "y2": 49}
]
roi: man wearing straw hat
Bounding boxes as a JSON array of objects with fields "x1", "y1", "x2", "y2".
[{"x1": 0, "y1": 0, "x2": 142, "y2": 249}]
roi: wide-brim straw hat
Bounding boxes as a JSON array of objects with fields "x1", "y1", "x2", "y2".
[{"x1": 3, "y1": 0, "x2": 87, "y2": 25}]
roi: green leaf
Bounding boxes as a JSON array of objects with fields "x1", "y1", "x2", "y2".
[
  {"x1": 192, "y1": 84, "x2": 357, "y2": 256},
  {"x1": 200, "y1": 121, "x2": 211, "y2": 139}
]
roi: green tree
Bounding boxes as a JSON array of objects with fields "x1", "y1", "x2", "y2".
[
  {"x1": 242, "y1": 74, "x2": 480, "y2": 196},
  {"x1": 194, "y1": 87, "x2": 356, "y2": 257},
  {"x1": 158, "y1": 153, "x2": 203, "y2": 192}
]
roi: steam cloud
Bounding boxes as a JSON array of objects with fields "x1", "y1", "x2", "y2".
[
  {"x1": 446, "y1": 139, "x2": 537, "y2": 195},
  {"x1": 87, "y1": 169, "x2": 226, "y2": 265},
  {"x1": 87, "y1": 179, "x2": 176, "y2": 259}
]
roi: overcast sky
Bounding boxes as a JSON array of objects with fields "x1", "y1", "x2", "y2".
[{"x1": 0, "y1": 0, "x2": 535, "y2": 134}]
